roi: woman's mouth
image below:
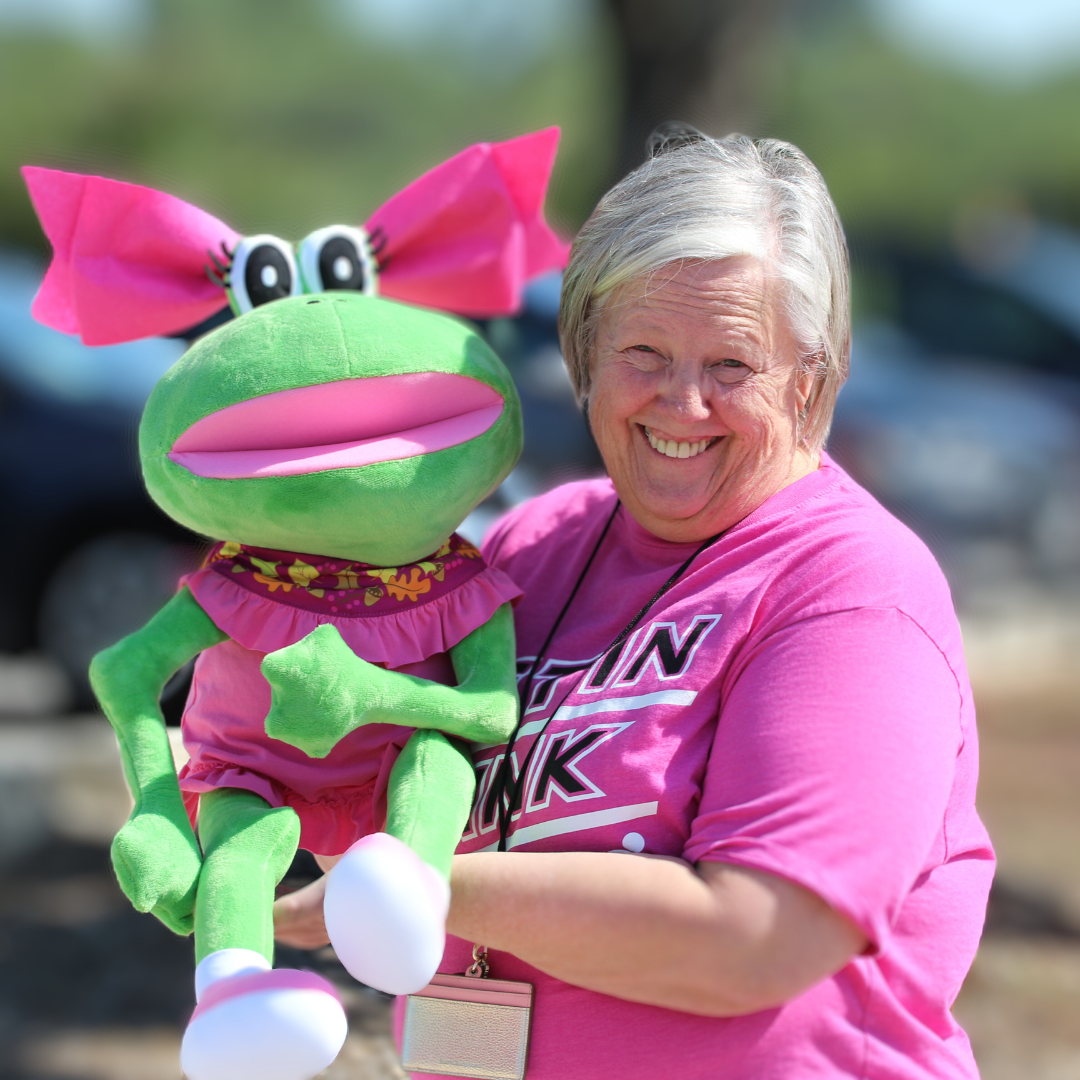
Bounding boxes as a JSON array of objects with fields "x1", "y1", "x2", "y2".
[{"x1": 642, "y1": 426, "x2": 719, "y2": 460}]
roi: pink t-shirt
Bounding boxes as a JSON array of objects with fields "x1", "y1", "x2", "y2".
[{"x1": 408, "y1": 456, "x2": 993, "y2": 1080}]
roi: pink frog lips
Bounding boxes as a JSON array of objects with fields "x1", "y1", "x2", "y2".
[{"x1": 169, "y1": 372, "x2": 504, "y2": 480}]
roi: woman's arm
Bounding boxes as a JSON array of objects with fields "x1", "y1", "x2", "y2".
[
  {"x1": 447, "y1": 850, "x2": 866, "y2": 1016},
  {"x1": 273, "y1": 850, "x2": 865, "y2": 1015}
]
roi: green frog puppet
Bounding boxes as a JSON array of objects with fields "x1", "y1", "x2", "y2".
[{"x1": 22, "y1": 132, "x2": 564, "y2": 1080}]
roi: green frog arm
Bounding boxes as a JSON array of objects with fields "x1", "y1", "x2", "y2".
[
  {"x1": 263, "y1": 601, "x2": 518, "y2": 759},
  {"x1": 89, "y1": 585, "x2": 228, "y2": 934}
]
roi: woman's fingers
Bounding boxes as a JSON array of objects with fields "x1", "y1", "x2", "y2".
[{"x1": 273, "y1": 874, "x2": 331, "y2": 949}]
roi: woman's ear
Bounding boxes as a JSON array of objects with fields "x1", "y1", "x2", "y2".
[
  {"x1": 794, "y1": 353, "x2": 823, "y2": 415},
  {"x1": 580, "y1": 396, "x2": 592, "y2": 437}
]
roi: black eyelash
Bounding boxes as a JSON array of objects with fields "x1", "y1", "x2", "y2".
[
  {"x1": 204, "y1": 241, "x2": 234, "y2": 289},
  {"x1": 367, "y1": 225, "x2": 391, "y2": 273},
  {"x1": 368, "y1": 226, "x2": 388, "y2": 255}
]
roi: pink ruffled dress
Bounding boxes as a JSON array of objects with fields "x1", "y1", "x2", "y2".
[{"x1": 176, "y1": 535, "x2": 521, "y2": 856}]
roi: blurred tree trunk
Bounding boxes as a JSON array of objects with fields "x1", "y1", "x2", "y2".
[{"x1": 604, "y1": 0, "x2": 787, "y2": 178}]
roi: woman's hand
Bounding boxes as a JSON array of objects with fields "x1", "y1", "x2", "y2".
[
  {"x1": 447, "y1": 851, "x2": 868, "y2": 1017},
  {"x1": 273, "y1": 874, "x2": 331, "y2": 950}
]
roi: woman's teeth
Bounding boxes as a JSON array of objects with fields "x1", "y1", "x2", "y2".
[{"x1": 644, "y1": 428, "x2": 714, "y2": 459}]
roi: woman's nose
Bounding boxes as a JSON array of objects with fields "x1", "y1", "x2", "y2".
[{"x1": 660, "y1": 370, "x2": 711, "y2": 419}]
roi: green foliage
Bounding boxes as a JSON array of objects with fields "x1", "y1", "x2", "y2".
[
  {"x1": 0, "y1": 0, "x2": 619, "y2": 254},
  {"x1": 765, "y1": 12, "x2": 1080, "y2": 244},
  {"x1": 16, "y1": 0, "x2": 1080, "y2": 281}
]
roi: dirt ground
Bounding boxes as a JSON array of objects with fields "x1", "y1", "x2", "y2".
[
  {"x1": 0, "y1": 718, "x2": 405, "y2": 1080},
  {"x1": 0, "y1": 837, "x2": 405, "y2": 1080},
  {"x1": 1, "y1": 607, "x2": 1079, "y2": 1080},
  {"x1": 953, "y1": 691, "x2": 1080, "y2": 1079}
]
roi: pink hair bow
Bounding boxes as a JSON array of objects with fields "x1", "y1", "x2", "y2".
[{"x1": 23, "y1": 128, "x2": 569, "y2": 346}]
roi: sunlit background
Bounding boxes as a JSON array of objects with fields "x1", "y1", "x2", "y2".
[{"x1": 2, "y1": 2, "x2": 1080, "y2": 1077}]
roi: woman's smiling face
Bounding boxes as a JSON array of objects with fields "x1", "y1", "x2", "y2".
[{"x1": 588, "y1": 258, "x2": 819, "y2": 542}]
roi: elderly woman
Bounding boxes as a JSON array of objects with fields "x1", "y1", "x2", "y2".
[{"x1": 276, "y1": 131, "x2": 994, "y2": 1080}]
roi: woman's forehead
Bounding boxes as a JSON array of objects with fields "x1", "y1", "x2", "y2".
[{"x1": 603, "y1": 258, "x2": 776, "y2": 332}]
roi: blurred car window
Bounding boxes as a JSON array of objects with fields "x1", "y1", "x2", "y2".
[{"x1": 0, "y1": 252, "x2": 184, "y2": 409}]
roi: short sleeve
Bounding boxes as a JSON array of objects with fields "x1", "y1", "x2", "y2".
[
  {"x1": 480, "y1": 500, "x2": 530, "y2": 565},
  {"x1": 684, "y1": 606, "x2": 962, "y2": 952}
]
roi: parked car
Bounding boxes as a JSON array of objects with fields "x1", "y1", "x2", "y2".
[
  {"x1": 0, "y1": 250, "x2": 196, "y2": 706},
  {"x1": 831, "y1": 220, "x2": 1080, "y2": 607}
]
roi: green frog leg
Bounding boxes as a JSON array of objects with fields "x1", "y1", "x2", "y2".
[
  {"x1": 183, "y1": 789, "x2": 345, "y2": 1080},
  {"x1": 319, "y1": 733, "x2": 476, "y2": 996},
  {"x1": 263, "y1": 601, "x2": 518, "y2": 759},
  {"x1": 193, "y1": 787, "x2": 300, "y2": 964},
  {"x1": 384, "y1": 730, "x2": 475, "y2": 878},
  {"x1": 89, "y1": 586, "x2": 228, "y2": 934}
]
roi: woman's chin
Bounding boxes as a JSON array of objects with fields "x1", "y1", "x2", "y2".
[{"x1": 621, "y1": 483, "x2": 727, "y2": 541}]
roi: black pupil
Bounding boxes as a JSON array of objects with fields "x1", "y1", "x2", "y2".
[
  {"x1": 318, "y1": 236, "x2": 367, "y2": 291},
  {"x1": 244, "y1": 244, "x2": 293, "y2": 307}
]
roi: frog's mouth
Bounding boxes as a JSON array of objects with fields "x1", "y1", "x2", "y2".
[{"x1": 168, "y1": 373, "x2": 504, "y2": 479}]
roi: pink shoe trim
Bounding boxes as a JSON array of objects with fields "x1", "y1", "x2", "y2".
[
  {"x1": 344, "y1": 832, "x2": 399, "y2": 857},
  {"x1": 341, "y1": 832, "x2": 449, "y2": 914},
  {"x1": 190, "y1": 969, "x2": 340, "y2": 1023}
]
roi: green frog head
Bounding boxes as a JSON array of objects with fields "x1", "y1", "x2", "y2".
[{"x1": 140, "y1": 293, "x2": 522, "y2": 565}]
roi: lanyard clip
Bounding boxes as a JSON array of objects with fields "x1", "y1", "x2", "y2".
[{"x1": 465, "y1": 944, "x2": 490, "y2": 979}]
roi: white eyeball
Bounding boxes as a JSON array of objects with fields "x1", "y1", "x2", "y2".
[
  {"x1": 298, "y1": 225, "x2": 378, "y2": 296},
  {"x1": 229, "y1": 235, "x2": 301, "y2": 314}
]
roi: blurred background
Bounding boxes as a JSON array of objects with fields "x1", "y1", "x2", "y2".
[{"x1": 2, "y1": 0, "x2": 1080, "y2": 1076}]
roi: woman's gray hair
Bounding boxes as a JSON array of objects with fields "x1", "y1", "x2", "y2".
[{"x1": 558, "y1": 129, "x2": 850, "y2": 451}]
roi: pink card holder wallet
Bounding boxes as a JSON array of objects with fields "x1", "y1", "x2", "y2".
[{"x1": 401, "y1": 970, "x2": 534, "y2": 1079}]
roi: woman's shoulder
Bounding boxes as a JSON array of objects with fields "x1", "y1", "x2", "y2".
[
  {"x1": 809, "y1": 458, "x2": 943, "y2": 570},
  {"x1": 744, "y1": 454, "x2": 931, "y2": 554},
  {"x1": 481, "y1": 477, "x2": 616, "y2": 566},
  {"x1": 740, "y1": 457, "x2": 958, "y2": 636}
]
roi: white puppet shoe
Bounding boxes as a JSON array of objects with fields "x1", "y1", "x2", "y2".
[
  {"x1": 324, "y1": 832, "x2": 450, "y2": 996},
  {"x1": 181, "y1": 951, "x2": 347, "y2": 1080}
]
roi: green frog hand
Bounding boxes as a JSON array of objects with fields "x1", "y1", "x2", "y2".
[
  {"x1": 262, "y1": 624, "x2": 386, "y2": 758},
  {"x1": 264, "y1": 605, "x2": 520, "y2": 755},
  {"x1": 111, "y1": 798, "x2": 202, "y2": 936}
]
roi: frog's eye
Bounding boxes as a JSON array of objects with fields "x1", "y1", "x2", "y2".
[
  {"x1": 229, "y1": 235, "x2": 301, "y2": 313},
  {"x1": 298, "y1": 225, "x2": 378, "y2": 296}
]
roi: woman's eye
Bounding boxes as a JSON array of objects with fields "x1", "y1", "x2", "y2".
[
  {"x1": 626, "y1": 345, "x2": 663, "y2": 363},
  {"x1": 229, "y1": 235, "x2": 301, "y2": 313},
  {"x1": 712, "y1": 358, "x2": 751, "y2": 382},
  {"x1": 298, "y1": 225, "x2": 378, "y2": 296}
]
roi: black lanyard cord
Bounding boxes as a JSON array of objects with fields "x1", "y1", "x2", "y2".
[
  {"x1": 494, "y1": 505, "x2": 722, "y2": 851},
  {"x1": 494, "y1": 497, "x2": 621, "y2": 850},
  {"x1": 514, "y1": 497, "x2": 622, "y2": 718},
  {"x1": 584, "y1": 532, "x2": 720, "y2": 689}
]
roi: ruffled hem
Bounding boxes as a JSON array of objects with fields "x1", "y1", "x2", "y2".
[
  {"x1": 180, "y1": 562, "x2": 522, "y2": 666},
  {"x1": 179, "y1": 764, "x2": 380, "y2": 857}
]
